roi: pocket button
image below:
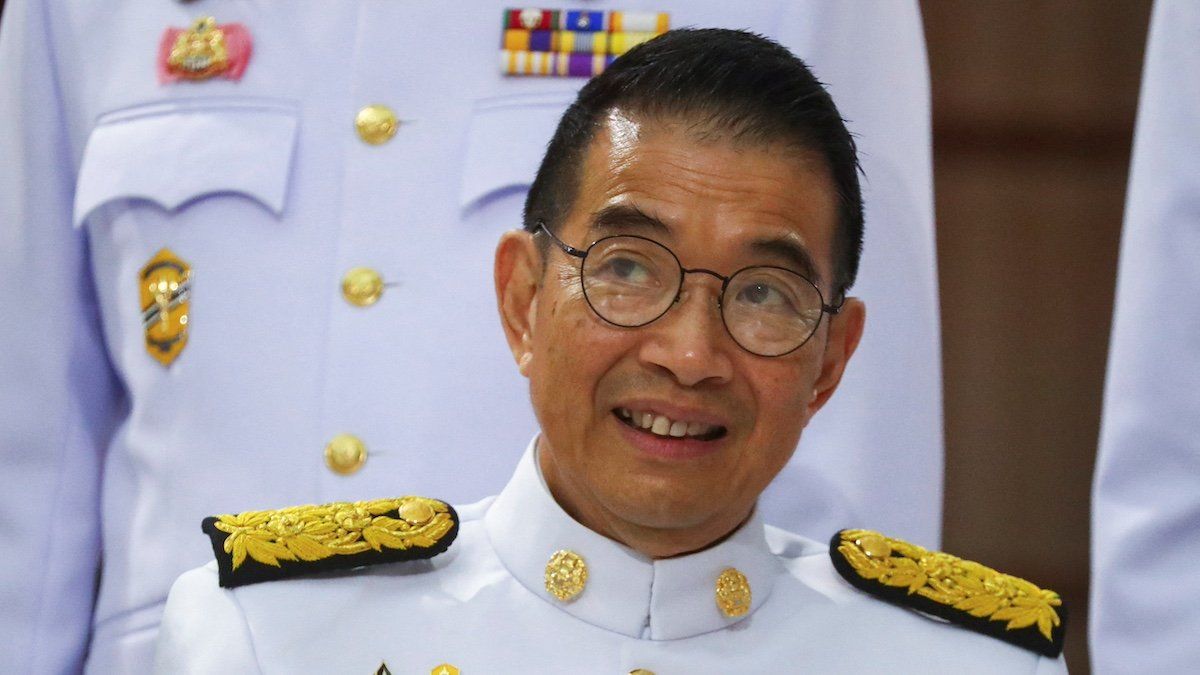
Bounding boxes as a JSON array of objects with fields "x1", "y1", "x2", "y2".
[
  {"x1": 355, "y1": 104, "x2": 399, "y2": 145},
  {"x1": 341, "y1": 267, "x2": 385, "y2": 307},
  {"x1": 325, "y1": 434, "x2": 368, "y2": 475}
]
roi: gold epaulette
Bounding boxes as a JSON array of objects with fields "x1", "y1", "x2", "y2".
[
  {"x1": 201, "y1": 496, "x2": 458, "y2": 588},
  {"x1": 830, "y1": 529, "x2": 1066, "y2": 657}
]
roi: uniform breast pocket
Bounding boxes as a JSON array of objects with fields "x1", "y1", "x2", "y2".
[
  {"x1": 74, "y1": 97, "x2": 300, "y2": 230},
  {"x1": 72, "y1": 98, "x2": 300, "y2": 372},
  {"x1": 458, "y1": 92, "x2": 574, "y2": 224}
]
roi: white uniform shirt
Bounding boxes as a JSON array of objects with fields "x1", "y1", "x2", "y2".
[
  {"x1": 0, "y1": 1, "x2": 941, "y2": 672},
  {"x1": 1090, "y1": 0, "x2": 1200, "y2": 670},
  {"x1": 156, "y1": 443, "x2": 1063, "y2": 674}
]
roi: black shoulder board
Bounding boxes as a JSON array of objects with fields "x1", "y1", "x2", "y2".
[
  {"x1": 202, "y1": 496, "x2": 459, "y2": 588},
  {"x1": 830, "y1": 528, "x2": 1066, "y2": 657}
]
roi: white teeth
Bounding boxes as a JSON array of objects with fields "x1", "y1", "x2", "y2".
[{"x1": 621, "y1": 408, "x2": 719, "y2": 439}]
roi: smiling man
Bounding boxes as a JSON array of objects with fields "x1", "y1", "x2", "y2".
[
  {"x1": 154, "y1": 30, "x2": 1067, "y2": 673},
  {"x1": 511, "y1": 108, "x2": 858, "y2": 563}
]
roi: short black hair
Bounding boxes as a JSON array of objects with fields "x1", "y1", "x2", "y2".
[{"x1": 523, "y1": 28, "x2": 864, "y2": 296}]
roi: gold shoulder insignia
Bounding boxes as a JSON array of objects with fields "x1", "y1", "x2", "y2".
[
  {"x1": 831, "y1": 529, "x2": 1066, "y2": 657},
  {"x1": 202, "y1": 496, "x2": 458, "y2": 588}
]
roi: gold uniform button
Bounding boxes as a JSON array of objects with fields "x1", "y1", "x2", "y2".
[
  {"x1": 545, "y1": 549, "x2": 588, "y2": 601},
  {"x1": 857, "y1": 532, "x2": 893, "y2": 559},
  {"x1": 355, "y1": 104, "x2": 399, "y2": 145},
  {"x1": 341, "y1": 267, "x2": 385, "y2": 306},
  {"x1": 325, "y1": 434, "x2": 367, "y2": 475},
  {"x1": 398, "y1": 499, "x2": 436, "y2": 526},
  {"x1": 715, "y1": 567, "x2": 752, "y2": 618}
]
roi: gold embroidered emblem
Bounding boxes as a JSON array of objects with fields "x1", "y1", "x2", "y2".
[
  {"x1": 715, "y1": 567, "x2": 752, "y2": 617},
  {"x1": 544, "y1": 549, "x2": 588, "y2": 601},
  {"x1": 139, "y1": 248, "x2": 191, "y2": 366},
  {"x1": 835, "y1": 529, "x2": 1064, "y2": 646},
  {"x1": 203, "y1": 496, "x2": 459, "y2": 588},
  {"x1": 431, "y1": 665, "x2": 460, "y2": 675},
  {"x1": 168, "y1": 16, "x2": 230, "y2": 80},
  {"x1": 212, "y1": 496, "x2": 453, "y2": 571}
]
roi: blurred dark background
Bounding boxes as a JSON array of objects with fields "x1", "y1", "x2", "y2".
[
  {"x1": 0, "y1": 0, "x2": 1155, "y2": 671},
  {"x1": 923, "y1": 1, "x2": 1153, "y2": 671}
]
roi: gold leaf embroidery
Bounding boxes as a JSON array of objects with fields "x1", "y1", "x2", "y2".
[
  {"x1": 213, "y1": 497, "x2": 453, "y2": 570},
  {"x1": 837, "y1": 529, "x2": 1062, "y2": 642}
]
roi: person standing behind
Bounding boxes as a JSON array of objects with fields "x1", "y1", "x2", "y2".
[
  {"x1": 0, "y1": 2, "x2": 940, "y2": 672},
  {"x1": 1091, "y1": 1, "x2": 1200, "y2": 671}
]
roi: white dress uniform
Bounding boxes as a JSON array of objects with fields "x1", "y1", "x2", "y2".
[
  {"x1": 1090, "y1": 1, "x2": 1200, "y2": 671},
  {"x1": 0, "y1": 1, "x2": 940, "y2": 672},
  {"x1": 155, "y1": 441, "x2": 1064, "y2": 674}
]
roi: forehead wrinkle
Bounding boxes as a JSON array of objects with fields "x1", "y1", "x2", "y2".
[
  {"x1": 576, "y1": 120, "x2": 838, "y2": 284},
  {"x1": 621, "y1": 149, "x2": 798, "y2": 202},
  {"x1": 588, "y1": 121, "x2": 807, "y2": 229},
  {"x1": 597, "y1": 165, "x2": 802, "y2": 238}
]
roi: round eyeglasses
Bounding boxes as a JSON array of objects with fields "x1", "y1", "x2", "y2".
[{"x1": 537, "y1": 221, "x2": 843, "y2": 357}]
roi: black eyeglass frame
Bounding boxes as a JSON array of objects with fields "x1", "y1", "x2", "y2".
[{"x1": 535, "y1": 220, "x2": 844, "y2": 357}]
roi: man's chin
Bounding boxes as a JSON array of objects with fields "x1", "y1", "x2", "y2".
[{"x1": 601, "y1": 485, "x2": 729, "y2": 534}]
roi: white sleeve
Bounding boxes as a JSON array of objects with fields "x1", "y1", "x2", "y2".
[
  {"x1": 1090, "y1": 0, "x2": 1200, "y2": 671},
  {"x1": 0, "y1": 0, "x2": 122, "y2": 672},
  {"x1": 154, "y1": 564, "x2": 263, "y2": 675}
]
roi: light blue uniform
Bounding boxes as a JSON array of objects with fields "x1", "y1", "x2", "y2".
[
  {"x1": 0, "y1": 1, "x2": 941, "y2": 672},
  {"x1": 1090, "y1": 1, "x2": 1200, "y2": 671},
  {"x1": 155, "y1": 441, "x2": 1064, "y2": 674}
]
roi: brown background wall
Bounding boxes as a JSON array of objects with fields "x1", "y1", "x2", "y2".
[{"x1": 922, "y1": 1, "x2": 1153, "y2": 671}]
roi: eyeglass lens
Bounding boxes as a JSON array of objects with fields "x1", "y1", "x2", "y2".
[{"x1": 580, "y1": 236, "x2": 825, "y2": 356}]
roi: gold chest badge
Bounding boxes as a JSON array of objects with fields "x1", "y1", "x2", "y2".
[
  {"x1": 158, "y1": 16, "x2": 253, "y2": 84},
  {"x1": 139, "y1": 248, "x2": 192, "y2": 367},
  {"x1": 168, "y1": 17, "x2": 229, "y2": 80}
]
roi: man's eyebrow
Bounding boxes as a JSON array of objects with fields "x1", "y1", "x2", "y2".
[
  {"x1": 587, "y1": 204, "x2": 671, "y2": 238},
  {"x1": 748, "y1": 237, "x2": 821, "y2": 284}
]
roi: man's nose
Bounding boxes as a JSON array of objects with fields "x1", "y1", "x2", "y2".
[{"x1": 637, "y1": 283, "x2": 735, "y2": 387}]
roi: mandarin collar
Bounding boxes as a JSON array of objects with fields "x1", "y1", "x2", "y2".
[{"x1": 483, "y1": 438, "x2": 783, "y2": 640}]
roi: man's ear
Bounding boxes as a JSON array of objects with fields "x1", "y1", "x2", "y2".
[
  {"x1": 805, "y1": 298, "x2": 866, "y2": 418},
  {"x1": 494, "y1": 230, "x2": 542, "y2": 378}
]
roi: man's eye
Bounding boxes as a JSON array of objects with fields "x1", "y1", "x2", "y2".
[
  {"x1": 737, "y1": 282, "x2": 791, "y2": 308},
  {"x1": 599, "y1": 256, "x2": 652, "y2": 284}
]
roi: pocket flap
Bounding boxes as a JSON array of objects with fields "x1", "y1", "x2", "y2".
[
  {"x1": 74, "y1": 98, "x2": 299, "y2": 227},
  {"x1": 459, "y1": 93, "x2": 574, "y2": 211}
]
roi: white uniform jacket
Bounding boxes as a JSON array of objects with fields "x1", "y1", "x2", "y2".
[
  {"x1": 1090, "y1": 0, "x2": 1200, "y2": 671},
  {"x1": 156, "y1": 444, "x2": 1063, "y2": 674},
  {"x1": 0, "y1": 1, "x2": 941, "y2": 672}
]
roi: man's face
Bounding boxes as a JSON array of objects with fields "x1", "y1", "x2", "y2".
[{"x1": 497, "y1": 111, "x2": 864, "y2": 553}]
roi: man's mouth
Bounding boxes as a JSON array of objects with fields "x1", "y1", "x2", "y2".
[{"x1": 614, "y1": 408, "x2": 727, "y2": 441}]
